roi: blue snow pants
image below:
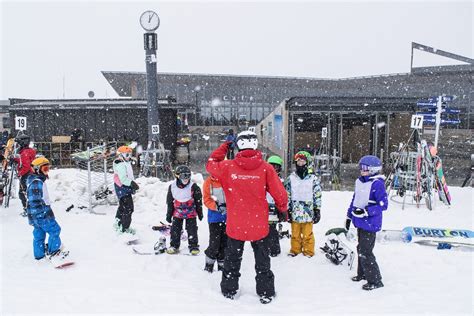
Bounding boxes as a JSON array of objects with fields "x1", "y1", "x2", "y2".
[{"x1": 31, "y1": 217, "x2": 61, "y2": 259}]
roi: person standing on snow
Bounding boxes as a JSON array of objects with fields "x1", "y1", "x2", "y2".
[
  {"x1": 203, "y1": 175, "x2": 227, "y2": 272},
  {"x1": 224, "y1": 129, "x2": 236, "y2": 160},
  {"x1": 345, "y1": 155, "x2": 388, "y2": 291},
  {"x1": 206, "y1": 130, "x2": 288, "y2": 304},
  {"x1": 285, "y1": 152, "x2": 322, "y2": 258},
  {"x1": 166, "y1": 165, "x2": 203, "y2": 255},
  {"x1": 26, "y1": 157, "x2": 69, "y2": 263},
  {"x1": 266, "y1": 155, "x2": 286, "y2": 257},
  {"x1": 113, "y1": 145, "x2": 139, "y2": 234},
  {"x1": 13, "y1": 134, "x2": 36, "y2": 217}
]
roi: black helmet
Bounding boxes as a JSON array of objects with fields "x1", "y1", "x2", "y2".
[
  {"x1": 174, "y1": 165, "x2": 191, "y2": 181},
  {"x1": 15, "y1": 135, "x2": 30, "y2": 147}
]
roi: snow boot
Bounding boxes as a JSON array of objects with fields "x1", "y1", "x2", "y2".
[
  {"x1": 222, "y1": 291, "x2": 237, "y2": 300},
  {"x1": 204, "y1": 263, "x2": 214, "y2": 273},
  {"x1": 217, "y1": 260, "x2": 224, "y2": 271},
  {"x1": 20, "y1": 209, "x2": 28, "y2": 217},
  {"x1": 362, "y1": 281, "x2": 384, "y2": 291},
  {"x1": 352, "y1": 275, "x2": 366, "y2": 282},
  {"x1": 259, "y1": 295, "x2": 273, "y2": 304},
  {"x1": 190, "y1": 248, "x2": 200, "y2": 256},
  {"x1": 287, "y1": 252, "x2": 298, "y2": 257},
  {"x1": 166, "y1": 247, "x2": 179, "y2": 255}
]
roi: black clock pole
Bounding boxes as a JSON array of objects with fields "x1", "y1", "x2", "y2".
[{"x1": 144, "y1": 31, "x2": 159, "y2": 148}]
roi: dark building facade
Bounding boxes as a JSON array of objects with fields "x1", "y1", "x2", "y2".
[{"x1": 102, "y1": 64, "x2": 473, "y2": 129}]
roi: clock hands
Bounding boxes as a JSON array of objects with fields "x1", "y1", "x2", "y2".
[{"x1": 148, "y1": 12, "x2": 154, "y2": 23}]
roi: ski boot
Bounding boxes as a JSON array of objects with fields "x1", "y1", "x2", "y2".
[
  {"x1": 190, "y1": 248, "x2": 200, "y2": 256},
  {"x1": 351, "y1": 275, "x2": 366, "y2": 282},
  {"x1": 259, "y1": 295, "x2": 274, "y2": 304},
  {"x1": 362, "y1": 281, "x2": 384, "y2": 291},
  {"x1": 166, "y1": 247, "x2": 179, "y2": 255}
]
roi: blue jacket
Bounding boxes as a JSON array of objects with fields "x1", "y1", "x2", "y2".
[
  {"x1": 346, "y1": 175, "x2": 388, "y2": 232},
  {"x1": 225, "y1": 134, "x2": 236, "y2": 149},
  {"x1": 26, "y1": 174, "x2": 54, "y2": 222}
]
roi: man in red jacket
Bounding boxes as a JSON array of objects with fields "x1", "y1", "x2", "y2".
[
  {"x1": 206, "y1": 130, "x2": 288, "y2": 304},
  {"x1": 13, "y1": 135, "x2": 36, "y2": 216}
]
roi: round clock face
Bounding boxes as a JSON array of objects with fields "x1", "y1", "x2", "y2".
[{"x1": 140, "y1": 10, "x2": 160, "y2": 32}]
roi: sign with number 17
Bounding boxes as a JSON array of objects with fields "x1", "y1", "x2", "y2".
[{"x1": 410, "y1": 115, "x2": 424, "y2": 130}]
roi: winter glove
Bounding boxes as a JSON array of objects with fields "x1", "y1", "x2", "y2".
[
  {"x1": 198, "y1": 213, "x2": 203, "y2": 221},
  {"x1": 345, "y1": 218, "x2": 351, "y2": 231},
  {"x1": 166, "y1": 215, "x2": 172, "y2": 223},
  {"x1": 313, "y1": 208, "x2": 321, "y2": 224},
  {"x1": 278, "y1": 211, "x2": 289, "y2": 222},
  {"x1": 217, "y1": 204, "x2": 227, "y2": 215},
  {"x1": 351, "y1": 208, "x2": 368, "y2": 218},
  {"x1": 130, "y1": 181, "x2": 139, "y2": 191}
]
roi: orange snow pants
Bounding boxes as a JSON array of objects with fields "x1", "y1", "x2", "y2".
[{"x1": 290, "y1": 222, "x2": 315, "y2": 256}]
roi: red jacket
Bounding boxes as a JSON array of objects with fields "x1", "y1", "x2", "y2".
[
  {"x1": 15, "y1": 147, "x2": 36, "y2": 177},
  {"x1": 206, "y1": 142, "x2": 288, "y2": 241}
]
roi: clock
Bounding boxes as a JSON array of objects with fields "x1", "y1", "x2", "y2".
[{"x1": 140, "y1": 10, "x2": 160, "y2": 32}]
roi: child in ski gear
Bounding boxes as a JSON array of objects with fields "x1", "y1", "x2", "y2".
[
  {"x1": 26, "y1": 157, "x2": 67, "y2": 261},
  {"x1": 203, "y1": 175, "x2": 227, "y2": 272},
  {"x1": 166, "y1": 165, "x2": 203, "y2": 255},
  {"x1": 113, "y1": 145, "x2": 139, "y2": 234},
  {"x1": 285, "y1": 152, "x2": 322, "y2": 257},
  {"x1": 14, "y1": 134, "x2": 36, "y2": 216},
  {"x1": 346, "y1": 155, "x2": 388, "y2": 291},
  {"x1": 206, "y1": 131, "x2": 288, "y2": 304},
  {"x1": 266, "y1": 155, "x2": 286, "y2": 257},
  {"x1": 296, "y1": 150, "x2": 314, "y2": 174}
]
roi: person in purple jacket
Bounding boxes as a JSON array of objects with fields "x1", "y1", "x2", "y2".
[{"x1": 345, "y1": 155, "x2": 388, "y2": 291}]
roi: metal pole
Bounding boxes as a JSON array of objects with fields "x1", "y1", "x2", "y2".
[
  {"x1": 434, "y1": 95, "x2": 442, "y2": 148},
  {"x1": 144, "y1": 32, "x2": 159, "y2": 148},
  {"x1": 87, "y1": 147, "x2": 92, "y2": 213}
]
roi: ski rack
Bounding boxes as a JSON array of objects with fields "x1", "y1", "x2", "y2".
[
  {"x1": 386, "y1": 129, "x2": 437, "y2": 210},
  {"x1": 313, "y1": 152, "x2": 341, "y2": 191},
  {"x1": 139, "y1": 143, "x2": 173, "y2": 181},
  {"x1": 71, "y1": 142, "x2": 118, "y2": 214}
]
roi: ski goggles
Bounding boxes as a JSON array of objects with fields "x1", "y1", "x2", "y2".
[
  {"x1": 294, "y1": 153, "x2": 307, "y2": 162},
  {"x1": 40, "y1": 164, "x2": 50, "y2": 174},
  {"x1": 121, "y1": 152, "x2": 132, "y2": 159},
  {"x1": 177, "y1": 172, "x2": 191, "y2": 180},
  {"x1": 237, "y1": 134, "x2": 257, "y2": 141},
  {"x1": 359, "y1": 164, "x2": 382, "y2": 173}
]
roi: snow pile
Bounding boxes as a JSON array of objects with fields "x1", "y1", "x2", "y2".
[{"x1": 0, "y1": 169, "x2": 472, "y2": 315}]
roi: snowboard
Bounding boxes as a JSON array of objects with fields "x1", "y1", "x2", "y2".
[
  {"x1": 320, "y1": 233, "x2": 355, "y2": 269},
  {"x1": 403, "y1": 226, "x2": 474, "y2": 239},
  {"x1": 132, "y1": 236, "x2": 167, "y2": 255},
  {"x1": 414, "y1": 239, "x2": 474, "y2": 251},
  {"x1": 325, "y1": 227, "x2": 411, "y2": 243},
  {"x1": 48, "y1": 249, "x2": 75, "y2": 269},
  {"x1": 432, "y1": 156, "x2": 451, "y2": 205}
]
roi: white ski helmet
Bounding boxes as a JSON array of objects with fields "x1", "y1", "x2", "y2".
[{"x1": 236, "y1": 130, "x2": 258, "y2": 151}]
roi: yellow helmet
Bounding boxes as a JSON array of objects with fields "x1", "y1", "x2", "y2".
[{"x1": 31, "y1": 156, "x2": 50, "y2": 174}]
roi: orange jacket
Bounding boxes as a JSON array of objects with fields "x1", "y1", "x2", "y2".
[{"x1": 203, "y1": 176, "x2": 223, "y2": 210}]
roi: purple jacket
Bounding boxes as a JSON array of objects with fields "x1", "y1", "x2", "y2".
[{"x1": 346, "y1": 175, "x2": 388, "y2": 232}]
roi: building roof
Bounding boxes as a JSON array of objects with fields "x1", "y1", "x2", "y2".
[{"x1": 8, "y1": 98, "x2": 194, "y2": 111}]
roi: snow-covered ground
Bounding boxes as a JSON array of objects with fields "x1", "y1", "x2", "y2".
[{"x1": 1, "y1": 169, "x2": 473, "y2": 315}]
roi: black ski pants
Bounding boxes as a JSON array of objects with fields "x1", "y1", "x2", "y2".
[
  {"x1": 170, "y1": 217, "x2": 199, "y2": 250},
  {"x1": 19, "y1": 174, "x2": 28, "y2": 209},
  {"x1": 221, "y1": 236, "x2": 275, "y2": 297},
  {"x1": 357, "y1": 228, "x2": 382, "y2": 283},
  {"x1": 268, "y1": 223, "x2": 281, "y2": 256},
  {"x1": 205, "y1": 222, "x2": 227, "y2": 261},
  {"x1": 115, "y1": 195, "x2": 134, "y2": 231}
]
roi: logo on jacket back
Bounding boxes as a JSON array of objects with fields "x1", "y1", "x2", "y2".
[{"x1": 230, "y1": 174, "x2": 260, "y2": 180}]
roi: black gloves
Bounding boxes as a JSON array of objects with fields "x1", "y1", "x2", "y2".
[
  {"x1": 198, "y1": 213, "x2": 203, "y2": 221},
  {"x1": 278, "y1": 211, "x2": 289, "y2": 222},
  {"x1": 166, "y1": 215, "x2": 172, "y2": 223},
  {"x1": 313, "y1": 209, "x2": 321, "y2": 224},
  {"x1": 345, "y1": 218, "x2": 351, "y2": 231},
  {"x1": 130, "y1": 181, "x2": 139, "y2": 191},
  {"x1": 351, "y1": 208, "x2": 368, "y2": 218}
]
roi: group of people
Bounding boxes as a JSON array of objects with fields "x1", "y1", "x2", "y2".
[{"x1": 11, "y1": 128, "x2": 387, "y2": 304}]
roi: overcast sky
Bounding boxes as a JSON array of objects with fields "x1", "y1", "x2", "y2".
[{"x1": 0, "y1": 0, "x2": 472, "y2": 99}]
